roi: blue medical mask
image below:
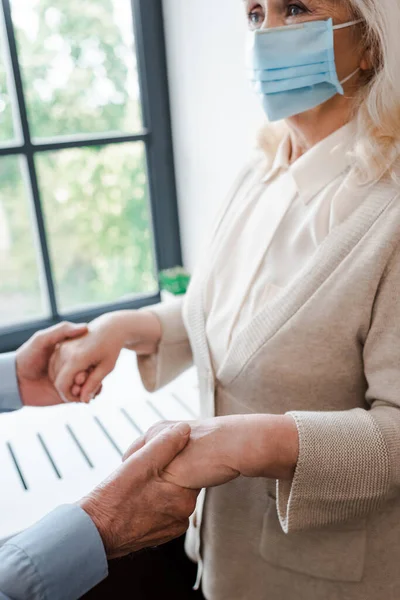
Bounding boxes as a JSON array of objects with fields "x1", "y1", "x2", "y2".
[{"x1": 248, "y1": 18, "x2": 362, "y2": 121}]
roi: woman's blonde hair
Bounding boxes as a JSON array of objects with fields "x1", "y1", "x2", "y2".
[{"x1": 258, "y1": 0, "x2": 400, "y2": 185}]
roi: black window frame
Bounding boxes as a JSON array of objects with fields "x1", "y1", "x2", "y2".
[{"x1": 0, "y1": 0, "x2": 181, "y2": 353}]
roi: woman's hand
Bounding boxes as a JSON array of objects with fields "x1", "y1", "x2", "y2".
[
  {"x1": 124, "y1": 417, "x2": 242, "y2": 488},
  {"x1": 49, "y1": 310, "x2": 162, "y2": 403},
  {"x1": 123, "y1": 415, "x2": 299, "y2": 490}
]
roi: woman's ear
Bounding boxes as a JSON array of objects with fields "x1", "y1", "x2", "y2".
[{"x1": 360, "y1": 47, "x2": 374, "y2": 72}]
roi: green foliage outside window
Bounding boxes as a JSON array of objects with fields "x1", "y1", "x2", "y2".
[{"x1": 0, "y1": 0, "x2": 158, "y2": 325}]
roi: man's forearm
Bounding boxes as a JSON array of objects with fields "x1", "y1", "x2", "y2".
[
  {"x1": 0, "y1": 505, "x2": 108, "y2": 600},
  {"x1": 0, "y1": 353, "x2": 22, "y2": 412}
]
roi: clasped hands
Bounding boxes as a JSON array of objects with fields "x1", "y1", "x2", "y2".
[
  {"x1": 122, "y1": 414, "x2": 299, "y2": 490},
  {"x1": 15, "y1": 312, "x2": 298, "y2": 559},
  {"x1": 18, "y1": 311, "x2": 298, "y2": 490},
  {"x1": 41, "y1": 312, "x2": 297, "y2": 490}
]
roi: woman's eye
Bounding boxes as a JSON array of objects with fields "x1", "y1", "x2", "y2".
[
  {"x1": 248, "y1": 6, "x2": 264, "y2": 29},
  {"x1": 286, "y1": 4, "x2": 306, "y2": 17}
]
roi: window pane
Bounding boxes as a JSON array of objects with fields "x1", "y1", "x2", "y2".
[
  {"x1": 0, "y1": 16, "x2": 18, "y2": 144},
  {"x1": 0, "y1": 156, "x2": 48, "y2": 326},
  {"x1": 36, "y1": 143, "x2": 158, "y2": 312},
  {"x1": 10, "y1": 0, "x2": 142, "y2": 139}
]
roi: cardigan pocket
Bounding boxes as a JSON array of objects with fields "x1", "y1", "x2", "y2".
[{"x1": 259, "y1": 500, "x2": 366, "y2": 582}]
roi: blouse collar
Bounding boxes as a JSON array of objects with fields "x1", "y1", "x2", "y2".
[{"x1": 263, "y1": 122, "x2": 354, "y2": 204}]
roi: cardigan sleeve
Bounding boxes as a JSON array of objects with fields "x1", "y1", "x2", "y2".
[
  {"x1": 137, "y1": 297, "x2": 193, "y2": 392},
  {"x1": 277, "y1": 242, "x2": 400, "y2": 534}
]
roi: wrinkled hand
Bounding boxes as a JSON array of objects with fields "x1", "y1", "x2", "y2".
[
  {"x1": 124, "y1": 415, "x2": 300, "y2": 489},
  {"x1": 80, "y1": 422, "x2": 199, "y2": 559},
  {"x1": 16, "y1": 322, "x2": 88, "y2": 407},
  {"x1": 49, "y1": 310, "x2": 162, "y2": 404},
  {"x1": 123, "y1": 417, "x2": 246, "y2": 489}
]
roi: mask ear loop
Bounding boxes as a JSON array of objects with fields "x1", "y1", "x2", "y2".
[
  {"x1": 340, "y1": 67, "x2": 361, "y2": 85},
  {"x1": 333, "y1": 18, "x2": 363, "y2": 30},
  {"x1": 340, "y1": 67, "x2": 362, "y2": 102},
  {"x1": 335, "y1": 19, "x2": 364, "y2": 93}
]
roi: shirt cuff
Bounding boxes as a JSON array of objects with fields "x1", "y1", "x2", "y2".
[
  {"x1": 0, "y1": 353, "x2": 23, "y2": 412},
  {"x1": 3, "y1": 504, "x2": 108, "y2": 600}
]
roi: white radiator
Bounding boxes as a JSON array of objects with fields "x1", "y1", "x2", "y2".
[{"x1": 0, "y1": 350, "x2": 199, "y2": 543}]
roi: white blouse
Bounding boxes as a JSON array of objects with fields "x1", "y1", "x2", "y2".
[{"x1": 204, "y1": 122, "x2": 366, "y2": 372}]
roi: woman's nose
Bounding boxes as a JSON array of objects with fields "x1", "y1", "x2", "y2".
[
  {"x1": 262, "y1": 2, "x2": 285, "y2": 30},
  {"x1": 263, "y1": 13, "x2": 284, "y2": 29}
]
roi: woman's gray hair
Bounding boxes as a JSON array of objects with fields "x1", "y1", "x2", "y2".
[{"x1": 349, "y1": 0, "x2": 400, "y2": 183}]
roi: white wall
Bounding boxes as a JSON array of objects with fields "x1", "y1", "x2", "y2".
[{"x1": 162, "y1": 0, "x2": 264, "y2": 270}]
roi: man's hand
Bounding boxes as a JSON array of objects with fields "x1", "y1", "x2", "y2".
[
  {"x1": 80, "y1": 422, "x2": 199, "y2": 559},
  {"x1": 16, "y1": 322, "x2": 89, "y2": 407}
]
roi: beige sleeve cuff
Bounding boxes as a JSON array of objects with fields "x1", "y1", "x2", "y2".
[
  {"x1": 276, "y1": 408, "x2": 391, "y2": 534},
  {"x1": 136, "y1": 298, "x2": 193, "y2": 392}
]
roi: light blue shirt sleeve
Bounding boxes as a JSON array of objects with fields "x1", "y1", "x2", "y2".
[
  {"x1": 0, "y1": 352, "x2": 23, "y2": 412},
  {"x1": 0, "y1": 504, "x2": 108, "y2": 600}
]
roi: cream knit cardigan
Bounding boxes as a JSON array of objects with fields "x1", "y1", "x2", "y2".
[{"x1": 137, "y1": 166, "x2": 400, "y2": 600}]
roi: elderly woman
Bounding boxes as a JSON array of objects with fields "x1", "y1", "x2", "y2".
[{"x1": 53, "y1": 0, "x2": 400, "y2": 598}]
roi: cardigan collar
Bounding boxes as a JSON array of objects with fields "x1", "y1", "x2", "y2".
[{"x1": 185, "y1": 177, "x2": 398, "y2": 388}]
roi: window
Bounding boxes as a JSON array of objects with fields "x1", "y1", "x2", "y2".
[{"x1": 0, "y1": 0, "x2": 180, "y2": 352}]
